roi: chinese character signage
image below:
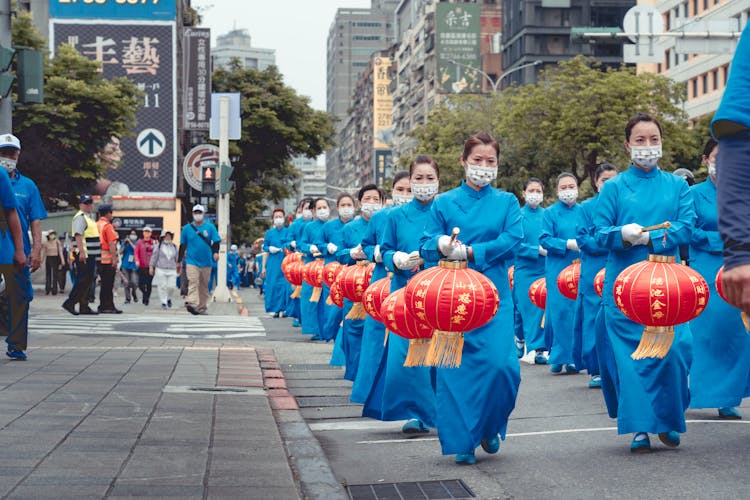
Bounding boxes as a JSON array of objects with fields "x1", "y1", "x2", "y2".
[
  {"x1": 374, "y1": 149, "x2": 392, "y2": 188},
  {"x1": 436, "y1": 3, "x2": 482, "y2": 94},
  {"x1": 49, "y1": 0, "x2": 176, "y2": 21},
  {"x1": 372, "y1": 57, "x2": 393, "y2": 150},
  {"x1": 183, "y1": 28, "x2": 211, "y2": 131},
  {"x1": 51, "y1": 21, "x2": 176, "y2": 195}
]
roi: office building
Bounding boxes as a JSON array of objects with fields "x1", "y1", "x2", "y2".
[{"x1": 212, "y1": 28, "x2": 276, "y2": 70}]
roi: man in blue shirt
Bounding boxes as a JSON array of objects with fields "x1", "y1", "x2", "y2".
[
  {"x1": 0, "y1": 133, "x2": 46, "y2": 360},
  {"x1": 179, "y1": 204, "x2": 220, "y2": 315}
]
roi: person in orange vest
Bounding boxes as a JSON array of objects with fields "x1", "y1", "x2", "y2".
[{"x1": 96, "y1": 205, "x2": 122, "y2": 314}]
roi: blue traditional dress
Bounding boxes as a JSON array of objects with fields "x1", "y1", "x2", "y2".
[
  {"x1": 226, "y1": 251, "x2": 241, "y2": 289},
  {"x1": 539, "y1": 200, "x2": 582, "y2": 367},
  {"x1": 262, "y1": 225, "x2": 289, "y2": 314},
  {"x1": 513, "y1": 204, "x2": 547, "y2": 353},
  {"x1": 363, "y1": 198, "x2": 437, "y2": 426},
  {"x1": 593, "y1": 164, "x2": 695, "y2": 435},
  {"x1": 320, "y1": 216, "x2": 350, "y2": 341},
  {"x1": 284, "y1": 217, "x2": 309, "y2": 320},
  {"x1": 688, "y1": 178, "x2": 750, "y2": 409},
  {"x1": 420, "y1": 182, "x2": 522, "y2": 456},
  {"x1": 298, "y1": 219, "x2": 326, "y2": 336}
]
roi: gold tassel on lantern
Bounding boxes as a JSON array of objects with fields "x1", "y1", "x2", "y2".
[
  {"x1": 631, "y1": 325, "x2": 674, "y2": 360},
  {"x1": 404, "y1": 338, "x2": 430, "y2": 367},
  {"x1": 326, "y1": 295, "x2": 334, "y2": 306},
  {"x1": 425, "y1": 331, "x2": 464, "y2": 368},
  {"x1": 290, "y1": 285, "x2": 302, "y2": 299},
  {"x1": 310, "y1": 286, "x2": 322, "y2": 303},
  {"x1": 345, "y1": 302, "x2": 367, "y2": 320}
]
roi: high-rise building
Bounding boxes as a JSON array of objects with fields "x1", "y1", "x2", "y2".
[{"x1": 212, "y1": 29, "x2": 276, "y2": 70}]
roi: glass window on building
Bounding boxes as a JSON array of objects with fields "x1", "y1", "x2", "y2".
[
  {"x1": 692, "y1": 78, "x2": 698, "y2": 98},
  {"x1": 713, "y1": 69, "x2": 719, "y2": 90},
  {"x1": 702, "y1": 73, "x2": 709, "y2": 93}
]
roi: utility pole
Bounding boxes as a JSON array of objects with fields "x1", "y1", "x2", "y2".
[
  {"x1": 0, "y1": 0, "x2": 12, "y2": 131},
  {"x1": 212, "y1": 95, "x2": 232, "y2": 303}
]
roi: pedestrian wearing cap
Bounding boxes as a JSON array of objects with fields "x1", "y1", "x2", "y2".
[
  {"x1": 135, "y1": 226, "x2": 155, "y2": 305},
  {"x1": 179, "y1": 205, "x2": 220, "y2": 315},
  {"x1": 150, "y1": 230, "x2": 179, "y2": 309},
  {"x1": 62, "y1": 194, "x2": 100, "y2": 315},
  {"x1": 96, "y1": 205, "x2": 121, "y2": 313}
]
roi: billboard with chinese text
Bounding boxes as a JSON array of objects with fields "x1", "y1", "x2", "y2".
[
  {"x1": 49, "y1": 0, "x2": 176, "y2": 21},
  {"x1": 436, "y1": 3, "x2": 481, "y2": 94},
  {"x1": 51, "y1": 21, "x2": 176, "y2": 196},
  {"x1": 183, "y1": 28, "x2": 211, "y2": 131},
  {"x1": 372, "y1": 57, "x2": 392, "y2": 150}
]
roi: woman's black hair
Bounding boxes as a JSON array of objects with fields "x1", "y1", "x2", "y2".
[
  {"x1": 392, "y1": 170, "x2": 410, "y2": 187},
  {"x1": 524, "y1": 177, "x2": 544, "y2": 190},
  {"x1": 313, "y1": 197, "x2": 329, "y2": 209},
  {"x1": 556, "y1": 172, "x2": 577, "y2": 187},
  {"x1": 625, "y1": 113, "x2": 663, "y2": 141},
  {"x1": 702, "y1": 138, "x2": 718, "y2": 158},
  {"x1": 358, "y1": 183, "x2": 384, "y2": 202},
  {"x1": 409, "y1": 155, "x2": 440, "y2": 178},
  {"x1": 593, "y1": 163, "x2": 618, "y2": 192},
  {"x1": 336, "y1": 193, "x2": 354, "y2": 206}
]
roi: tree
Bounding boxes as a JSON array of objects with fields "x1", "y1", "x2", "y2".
[
  {"x1": 211, "y1": 62, "x2": 335, "y2": 242},
  {"x1": 11, "y1": 11, "x2": 142, "y2": 207}
]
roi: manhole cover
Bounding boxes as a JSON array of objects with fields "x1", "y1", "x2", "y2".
[{"x1": 347, "y1": 480, "x2": 475, "y2": 500}]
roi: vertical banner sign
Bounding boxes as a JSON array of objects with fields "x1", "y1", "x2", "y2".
[
  {"x1": 183, "y1": 28, "x2": 211, "y2": 131},
  {"x1": 372, "y1": 57, "x2": 392, "y2": 188},
  {"x1": 436, "y1": 3, "x2": 481, "y2": 94},
  {"x1": 374, "y1": 150, "x2": 393, "y2": 189}
]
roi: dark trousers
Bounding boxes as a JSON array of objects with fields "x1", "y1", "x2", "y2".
[
  {"x1": 122, "y1": 268, "x2": 138, "y2": 301},
  {"x1": 138, "y1": 268, "x2": 153, "y2": 303},
  {"x1": 98, "y1": 263, "x2": 115, "y2": 310},
  {"x1": 0, "y1": 264, "x2": 33, "y2": 351},
  {"x1": 45, "y1": 256, "x2": 62, "y2": 294},
  {"x1": 65, "y1": 256, "x2": 96, "y2": 311}
]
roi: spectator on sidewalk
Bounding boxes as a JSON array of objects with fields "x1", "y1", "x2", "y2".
[
  {"x1": 62, "y1": 194, "x2": 100, "y2": 315},
  {"x1": 180, "y1": 204, "x2": 219, "y2": 315},
  {"x1": 135, "y1": 226, "x2": 155, "y2": 305},
  {"x1": 120, "y1": 229, "x2": 139, "y2": 303},
  {"x1": 96, "y1": 204, "x2": 122, "y2": 314},
  {"x1": 150, "y1": 230, "x2": 179, "y2": 309},
  {"x1": 42, "y1": 230, "x2": 64, "y2": 295}
]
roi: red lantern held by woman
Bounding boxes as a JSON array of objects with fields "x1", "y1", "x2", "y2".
[
  {"x1": 556, "y1": 259, "x2": 580, "y2": 300},
  {"x1": 614, "y1": 254, "x2": 709, "y2": 359},
  {"x1": 594, "y1": 268, "x2": 606, "y2": 298},
  {"x1": 339, "y1": 261, "x2": 374, "y2": 320},
  {"x1": 329, "y1": 278, "x2": 344, "y2": 308},
  {"x1": 714, "y1": 266, "x2": 749, "y2": 331},
  {"x1": 404, "y1": 260, "x2": 499, "y2": 368},
  {"x1": 284, "y1": 260, "x2": 305, "y2": 299},
  {"x1": 381, "y1": 288, "x2": 433, "y2": 367},
  {"x1": 528, "y1": 277, "x2": 547, "y2": 310},
  {"x1": 281, "y1": 252, "x2": 301, "y2": 274},
  {"x1": 323, "y1": 261, "x2": 344, "y2": 287},
  {"x1": 302, "y1": 259, "x2": 325, "y2": 302},
  {"x1": 363, "y1": 276, "x2": 391, "y2": 323}
]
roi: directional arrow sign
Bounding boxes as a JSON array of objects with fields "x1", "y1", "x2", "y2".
[{"x1": 136, "y1": 128, "x2": 166, "y2": 158}]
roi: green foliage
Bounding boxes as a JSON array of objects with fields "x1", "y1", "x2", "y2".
[
  {"x1": 11, "y1": 16, "x2": 142, "y2": 206},
  {"x1": 211, "y1": 64, "x2": 335, "y2": 243},
  {"x1": 408, "y1": 57, "x2": 702, "y2": 203}
]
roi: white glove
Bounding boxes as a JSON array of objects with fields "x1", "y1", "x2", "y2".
[
  {"x1": 268, "y1": 245, "x2": 281, "y2": 254},
  {"x1": 290, "y1": 240, "x2": 296, "y2": 250},
  {"x1": 309, "y1": 244, "x2": 320, "y2": 255},
  {"x1": 438, "y1": 235, "x2": 453, "y2": 256},
  {"x1": 538, "y1": 245, "x2": 548, "y2": 257},
  {"x1": 392, "y1": 251, "x2": 412, "y2": 270},
  {"x1": 445, "y1": 244, "x2": 468, "y2": 261},
  {"x1": 349, "y1": 244, "x2": 366, "y2": 260},
  {"x1": 634, "y1": 231, "x2": 650, "y2": 246},
  {"x1": 621, "y1": 223, "x2": 644, "y2": 245},
  {"x1": 566, "y1": 239, "x2": 580, "y2": 252},
  {"x1": 327, "y1": 242, "x2": 338, "y2": 255},
  {"x1": 406, "y1": 250, "x2": 423, "y2": 268},
  {"x1": 374, "y1": 244, "x2": 382, "y2": 263}
]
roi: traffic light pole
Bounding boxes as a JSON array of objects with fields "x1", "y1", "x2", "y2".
[
  {"x1": 212, "y1": 95, "x2": 232, "y2": 303},
  {"x1": 1, "y1": 0, "x2": 12, "y2": 131}
]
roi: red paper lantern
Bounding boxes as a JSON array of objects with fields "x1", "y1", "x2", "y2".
[
  {"x1": 528, "y1": 278, "x2": 547, "y2": 310},
  {"x1": 323, "y1": 261, "x2": 344, "y2": 287},
  {"x1": 614, "y1": 254, "x2": 709, "y2": 359},
  {"x1": 328, "y1": 278, "x2": 344, "y2": 308},
  {"x1": 380, "y1": 288, "x2": 433, "y2": 366},
  {"x1": 363, "y1": 276, "x2": 391, "y2": 322},
  {"x1": 714, "y1": 266, "x2": 750, "y2": 331},
  {"x1": 404, "y1": 260, "x2": 499, "y2": 367},
  {"x1": 281, "y1": 252, "x2": 302, "y2": 274},
  {"x1": 339, "y1": 261, "x2": 374, "y2": 319},
  {"x1": 284, "y1": 260, "x2": 305, "y2": 299},
  {"x1": 556, "y1": 259, "x2": 580, "y2": 300},
  {"x1": 594, "y1": 268, "x2": 606, "y2": 298},
  {"x1": 508, "y1": 265, "x2": 515, "y2": 291},
  {"x1": 302, "y1": 259, "x2": 325, "y2": 302}
]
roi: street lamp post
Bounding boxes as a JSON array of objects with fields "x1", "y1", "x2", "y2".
[{"x1": 449, "y1": 59, "x2": 542, "y2": 93}]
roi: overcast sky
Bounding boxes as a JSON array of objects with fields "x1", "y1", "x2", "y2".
[{"x1": 192, "y1": 0, "x2": 372, "y2": 111}]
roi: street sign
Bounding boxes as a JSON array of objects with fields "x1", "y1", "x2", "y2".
[
  {"x1": 182, "y1": 144, "x2": 219, "y2": 191},
  {"x1": 209, "y1": 93, "x2": 242, "y2": 140},
  {"x1": 673, "y1": 18, "x2": 740, "y2": 54},
  {"x1": 136, "y1": 128, "x2": 166, "y2": 158},
  {"x1": 622, "y1": 5, "x2": 663, "y2": 43}
]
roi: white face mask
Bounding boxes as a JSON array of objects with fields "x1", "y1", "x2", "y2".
[
  {"x1": 295, "y1": 213, "x2": 302, "y2": 219},
  {"x1": 302, "y1": 209, "x2": 313, "y2": 220},
  {"x1": 708, "y1": 163, "x2": 716, "y2": 178},
  {"x1": 0, "y1": 157, "x2": 17, "y2": 173},
  {"x1": 316, "y1": 208, "x2": 330, "y2": 221},
  {"x1": 411, "y1": 182, "x2": 439, "y2": 201},
  {"x1": 466, "y1": 164, "x2": 497, "y2": 187},
  {"x1": 558, "y1": 189, "x2": 578, "y2": 205},
  {"x1": 129, "y1": 234, "x2": 137, "y2": 242},
  {"x1": 360, "y1": 203, "x2": 382, "y2": 216},
  {"x1": 339, "y1": 206, "x2": 355, "y2": 220},
  {"x1": 630, "y1": 144, "x2": 662, "y2": 169},
  {"x1": 193, "y1": 213, "x2": 204, "y2": 222},
  {"x1": 391, "y1": 193, "x2": 413, "y2": 206},
  {"x1": 273, "y1": 217, "x2": 284, "y2": 228},
  {"x1": 525, "y1": 192, "x2": 543, "y2": 208}
]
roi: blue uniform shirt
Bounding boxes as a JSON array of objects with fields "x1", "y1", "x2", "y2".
[
  {"x1": 10, "y1": 171, "x2": 47, "y2": 255},
  {"x1": 0, "y1": 168, "x2": 18, "y2": 265},
  {"x1": 180, "y1": 221, "x2": 220, "y2": 268}
]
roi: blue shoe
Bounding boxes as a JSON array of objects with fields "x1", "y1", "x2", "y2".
[
  {"x1": 588, "y1": 375, "x2": 602, "y2": 388},
  {"x1": 481, "y1": 435, "x2": 500, "y2": 454},
  {"x1": 514, "y1": 337, "x2": 525, "y2": 359},
  {"x1": 550, "y1": 364, "x2": 562, "y2": 374},
  {"x1": 658, "y1": 431, "x2": 680, "y2": 448},
  {"x1": 6, "y1": 349, "x2": 27, "y2": 361},
  {"x1": 455, "y1": 452, "x2": 476, "y2": 465},
  {"x1": 534, "y1": 352, "x2": 548, "y2": 365},
  {"x1": 292, "y1": 319, "x2": 301, "y2": 328},
  {"x1": 402, "y1": 419, "x2": 429, "y2": 434},
  {"x1": 564, "y1": 364, "x2": 579, "y2": 374},
  {"x1": 718, "y1": 407, "x2": 742, "y2": 420},
  {"x1": 630, "y1": 433, "x2": 651, "y2": 453}
]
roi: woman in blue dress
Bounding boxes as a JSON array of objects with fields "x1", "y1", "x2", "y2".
[
  {"x1": 297, "y1": 198, "x2": 331, "y2": 340},
  {"x1": 593, "y1": 113, "x2": 695, "y2": 453},
  {"x1": 262, "y1": 208, "x2": 289, "y2": 317},
  {"x1": 364, "y1": 156, "x2": 439, "y2": 433},
  {"x1": 513, "y1": 177, "x2": 548, "y2": 365},
  {"x1": 572, "y1": 163, "x2": 618, "y2": 388},
  {"x1": 539, "y1": 173, "x2": 582, "y2": 374},
  {"x1": 420, "y1": 132, "x2": 522, "y2": 465},
  {"x1": 688, "y1": 138, "x2": 750, "y2": 419},
  {"x1": 285, "y1": 199, "x2": 313, "y2": 327}
]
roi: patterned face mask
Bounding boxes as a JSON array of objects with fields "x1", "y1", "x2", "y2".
[
  {"x1": 391, "y1": 193, "x2": 414, "y2": 206},
  {"x1": 558, "y1": 189, "x2": 578, "y2": 205},
  {"x1": 411, "y1": 182, "x2": 439, "y2": 201},
  {"x1": 360, "y1": 203, "x2": 382, "y2": 216},
  {"x1": 466, "y1": 164, "x2": 497, "y2": 187},
  {"x1": 630, "y1": 144, "x2": 662, "y2": 169},
  {"x1": 525, "y1": 192, "x2": 543, "y2": 208}
]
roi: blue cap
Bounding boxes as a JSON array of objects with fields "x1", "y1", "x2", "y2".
[{"x1": 80, "y1": 194, "x2": 94, "y2": 204}]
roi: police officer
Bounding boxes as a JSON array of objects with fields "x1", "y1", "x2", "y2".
[{"x1": 62, "y1": 194, "x2": 101, "y2": 315}]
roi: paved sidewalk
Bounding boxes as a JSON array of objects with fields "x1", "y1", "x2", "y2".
[{"x1": 0, "y1": 285, "x2": 346, "y2": 499}]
